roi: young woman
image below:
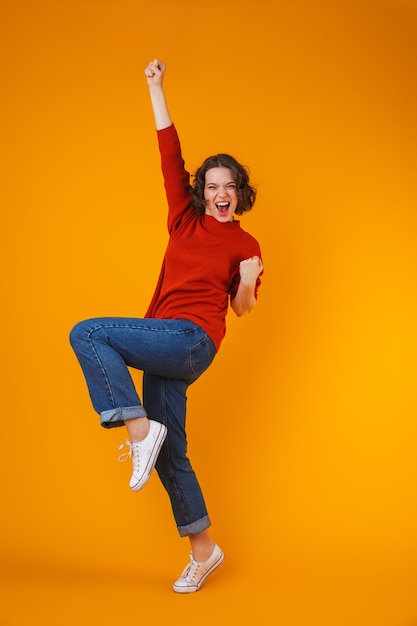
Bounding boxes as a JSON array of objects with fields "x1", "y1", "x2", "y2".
[{"x1": 70, "y1": 59, "x2": 263, "y2": 593}]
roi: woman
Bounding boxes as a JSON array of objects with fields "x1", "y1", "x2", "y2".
[{"x1": 70, "y1": 59, "x2": 263, "y2": 593}]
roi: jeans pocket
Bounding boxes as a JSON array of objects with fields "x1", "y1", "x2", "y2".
[{"x1": 188, "y1": 335, "x2": 216, "y2": 377}]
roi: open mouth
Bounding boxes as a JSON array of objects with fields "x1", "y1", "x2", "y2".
[{"x1": 216, "y1": 202, "x2": 230, "y2": 216}]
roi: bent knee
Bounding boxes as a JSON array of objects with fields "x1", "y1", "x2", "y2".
[{"x1": 69, "y1": 319, "x2": 91, "y2": 348}]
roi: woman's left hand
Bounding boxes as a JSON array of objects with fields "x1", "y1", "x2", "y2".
[{"x1": 239, "y1": 255, "x2": 263, "y2": 285}]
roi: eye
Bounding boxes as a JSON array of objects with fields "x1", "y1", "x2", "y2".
[{"x1": 227, "y1": 183, "x2": 236, "y2": 190}]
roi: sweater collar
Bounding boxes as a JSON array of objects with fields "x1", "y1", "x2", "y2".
[{"x1": 202, "y1": 214, "x2": 241, "y2": 232}]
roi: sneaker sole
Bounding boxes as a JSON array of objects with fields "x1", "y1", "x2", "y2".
[
  {"x1": 130, "y1": 423, "x2": 167, "y2": 492},
  {"x1": 173, "y1": 551, "x2": 225, "y2": 594}
]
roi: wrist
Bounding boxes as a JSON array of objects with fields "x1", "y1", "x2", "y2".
[
  {"x1": 239, "y1": 278, "x2": 257, "y2": 290},
  {"x1": 148, "y1": 83, "x2": 164, "y2": 95}
]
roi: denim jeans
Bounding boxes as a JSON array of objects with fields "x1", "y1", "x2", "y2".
[{"x1": 69, "y1": 317, "x2": 217, "y2": 536}]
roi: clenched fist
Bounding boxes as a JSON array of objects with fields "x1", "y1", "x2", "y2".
[
  {"x1": 144, "y1": 59, "x2": 166, "y2": 88},
  {"x1": 239, "y1": 255, "x2": 263, "y2": 285}
]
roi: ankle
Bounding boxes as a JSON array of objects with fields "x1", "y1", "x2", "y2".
[
  {"x1": 191, "y1": 540, "x2": 216, "y2": 562},
  {"x1": 189, "y1": 528, "x2": 216, "y2": 562},
  {"x1": 124, "y1": 417, "x2": 150, "y2": 443}
]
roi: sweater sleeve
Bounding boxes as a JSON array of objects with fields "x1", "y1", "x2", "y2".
[{"x1": 157, "y1": 124, "x2": 193, "y2": 233}]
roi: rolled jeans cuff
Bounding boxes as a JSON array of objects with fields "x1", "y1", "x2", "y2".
[
  {"x1": 100, "y1": 405, "x2": 147, "y2": 429},
  {"x1": 177, "y1": 514, "x2": 211, "y2": 537}
]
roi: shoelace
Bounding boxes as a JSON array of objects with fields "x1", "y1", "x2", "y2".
[
  {"x1": 117, "y1": 441, "x2": 141, "y2": 471},
  {"x1": 180, "y1": 554, "x2": 200, "y2": 582}
]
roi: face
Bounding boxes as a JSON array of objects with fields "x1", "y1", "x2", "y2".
[{"x1": 204, "y1": 167, "x2": 238, "y2": 223}]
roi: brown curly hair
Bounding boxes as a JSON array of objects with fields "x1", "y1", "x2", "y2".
[{"x1": 191, "y1": 154, "x2": 257, "y2": 216}]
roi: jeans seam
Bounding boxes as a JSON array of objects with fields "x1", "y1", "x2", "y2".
[
  {"x1": 87, "y1": 326, "x2": 117, "y2": 409},
  {"x1": 86, "y1": 322, "x2": 199, "y2": 336},
  {"x1": 159, "y1": 377, "x2": 190, "y2": 521}
]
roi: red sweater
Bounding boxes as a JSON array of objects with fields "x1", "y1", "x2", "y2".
[{"x1": 145, "y1": 124, "x2": 262, "y2": 351}]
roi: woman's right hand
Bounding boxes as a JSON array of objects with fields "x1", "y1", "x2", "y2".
[
  {"x1": 144, "y1": 59, "x2": 166, "y2": 88},
  {"x1": 144, "y1": 58, "x2": 172, "y2": 130}
]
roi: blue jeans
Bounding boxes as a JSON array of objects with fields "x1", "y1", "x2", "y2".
[{"x1": 69, "y1": 317, "x2": 217, "y2": 536}]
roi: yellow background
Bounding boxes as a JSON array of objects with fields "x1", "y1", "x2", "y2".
[{"x1": 2, "y1": 0, "x2": 417, "y2": 624}]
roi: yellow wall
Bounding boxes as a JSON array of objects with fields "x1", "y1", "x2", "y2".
[{"x1": 2, "y1": 1, "x2": 417, "y2": 624}]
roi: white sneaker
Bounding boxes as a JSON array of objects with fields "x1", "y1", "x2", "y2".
[
  {"x1": 173, "y1": 544, "x2": 224, "y2": 593},
  {"x1": 118, "y1": 420, "x2": 167, "y2": 491}
]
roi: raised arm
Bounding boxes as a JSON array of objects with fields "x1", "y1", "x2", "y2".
[
  {"x1": 144, "y1": 59, "x2": 172, "y2": 130},
  {"x1": 145, "y1": 59, "x2": 191, "y2": 230}
]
